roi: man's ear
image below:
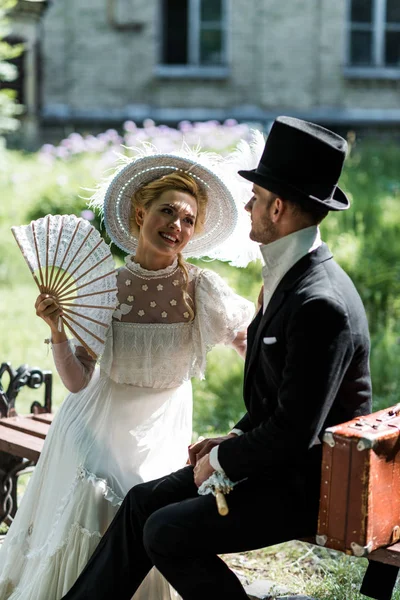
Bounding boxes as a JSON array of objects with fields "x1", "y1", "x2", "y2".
[
  {"x1": 271, "y1": 197, "x2": 284, "y2": 222},
  {"x1": 135, "y1": 207, "x2": 145, "y2": 227}
]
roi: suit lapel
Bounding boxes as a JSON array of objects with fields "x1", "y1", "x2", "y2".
[{"x1": 244, "y1": 243, "x2": 333, "y2": 389}]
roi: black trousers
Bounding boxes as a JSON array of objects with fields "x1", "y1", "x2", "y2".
[{"x1": 61, "y1": 465, "x2": 320, "y2": 600}]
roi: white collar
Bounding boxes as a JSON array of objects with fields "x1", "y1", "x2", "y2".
[
  {"x1": 260, "y1": 226, "x2": 321, "y2": 272},
  {"x1": 125, "y1": 255, "x2": 179, "y2": 279}
]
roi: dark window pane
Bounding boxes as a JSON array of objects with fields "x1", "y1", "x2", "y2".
[
  {"x1": 201, "y1": 0, "x2": 222, "y2": 23},
  {"x1": 350, "y1": 31, "x2": 373, "y2": 65},
  {"x1": 351, "y1": 0, "x2": 372, "y2": 23},
  {"x1": 162, "y1": 0, "x2": 188, "y2": 64},
  {"x1": 200, "y1": 29, "x2": 223, "y2": 64},
  {"x1": 385, "y1": 31, "x2": 400, "y2": 65},
  {"x1": 387, "y1": 0, "x2": 400, "y2": 23}
]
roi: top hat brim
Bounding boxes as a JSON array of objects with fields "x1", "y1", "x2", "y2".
[{"x1": 238, "y1": 168, "x2": 350, "y2": 211}]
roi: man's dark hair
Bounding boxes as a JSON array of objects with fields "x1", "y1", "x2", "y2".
[{"x1": 286, "y1": 195, "x2": 329, "y2": 225}]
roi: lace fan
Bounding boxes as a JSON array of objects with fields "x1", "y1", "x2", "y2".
[{"x1": 11, "y1": 214, "x2": 118, "y2": 359}]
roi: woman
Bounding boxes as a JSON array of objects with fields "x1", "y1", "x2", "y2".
[{"x1": 0, "y1": 150, "x2": 256, "y2": 599}]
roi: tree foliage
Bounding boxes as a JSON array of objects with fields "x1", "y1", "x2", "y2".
[{"x1": 0, "y1": 0, "x2": 23, "y2": 138}]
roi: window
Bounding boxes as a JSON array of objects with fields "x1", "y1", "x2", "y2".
[
  {"x1": 158, "y1": 0, "x2": 228, "y2": 77},
  {"x1": 347, "y1": 0, "x2": 400, "y2": 76}
]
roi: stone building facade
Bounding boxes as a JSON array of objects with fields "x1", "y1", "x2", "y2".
[{"x1": 9, "y1": 0, "x2": 400, "y2": 141}]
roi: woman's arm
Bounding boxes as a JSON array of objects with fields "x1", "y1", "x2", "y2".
[
  {"x1": 35, "y1": 294, "x2": 96, "y2": 393},
  {"x1": 230, "y1": 285, "x2": 263, "y2": 358},
  {"x1": 52, "y1": 341, "x2": 96, "y2": 393},
  {"x1": 230, "y1": 329, "x2": 247, "y2": 358}
]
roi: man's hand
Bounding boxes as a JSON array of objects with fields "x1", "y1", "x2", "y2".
[
  {"x1": 188, "y1": 433, "x2": 237, "y2": 466},
  {"x1": 193, "y1": 454, "x2": 215, "y2": 488}
]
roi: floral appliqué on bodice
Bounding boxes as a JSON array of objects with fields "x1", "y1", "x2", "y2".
[
  {"x1": 99, "y1": 255, "x2": 254, "y2": 388},
  {"x1": 113, "y1": 256, "x2": 195, "y2": 324}
]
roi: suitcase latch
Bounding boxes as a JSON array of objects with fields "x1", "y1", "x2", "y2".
[{"x1": 391, "y1": 525, "x2": 400, "y2": 544}]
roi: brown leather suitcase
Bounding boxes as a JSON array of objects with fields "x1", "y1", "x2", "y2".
[{"x1": 316, "y1": 404, "x2": 400, "y2": 557}]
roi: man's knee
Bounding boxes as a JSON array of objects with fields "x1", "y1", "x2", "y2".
[{"x1": 143, "y1": 507, "x2": 186, "y2": 559}]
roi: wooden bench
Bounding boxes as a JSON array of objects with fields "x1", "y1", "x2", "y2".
[
  {"x1": 0, "y1": 362, "x2": 53, "y2": 526},
  {"x1": 368, "y1": 542, "x2": 400, "y2": 567}
]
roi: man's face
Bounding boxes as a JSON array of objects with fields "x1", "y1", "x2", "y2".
[{"x1": 245, "y1": 184, "x2": 278, "y2": 245}]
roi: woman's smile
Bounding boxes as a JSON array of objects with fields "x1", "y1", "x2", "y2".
[{"x1": 159, "y1": 231, "x2": 179, "y2": 245}]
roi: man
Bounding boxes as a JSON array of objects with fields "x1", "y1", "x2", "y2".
[{"x1": 62, "y1": 117, "x2": 372, "y2": 600}]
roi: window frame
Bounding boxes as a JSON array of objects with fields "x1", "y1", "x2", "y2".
[
  {"x1": 345, "y1": 0, "x2": 400, "y2": 79},
  {"x1": 156, "y1": 0, "x2": 230, "y2": 79}
]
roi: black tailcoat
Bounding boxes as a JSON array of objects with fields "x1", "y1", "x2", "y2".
[{"x1": 219, "y1": 243, "x2": 372, "y2": 485}]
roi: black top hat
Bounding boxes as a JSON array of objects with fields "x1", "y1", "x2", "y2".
[{"x1": 238, "y1": 116, "x2": 350, "y2": 211}]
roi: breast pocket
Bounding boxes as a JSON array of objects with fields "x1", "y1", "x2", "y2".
[{"x1": 260, "y1": 336, "x2": 281, "y2": 388}]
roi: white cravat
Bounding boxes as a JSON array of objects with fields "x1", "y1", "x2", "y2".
[
  {"x1": 260, "y1": 225, "x2": 321, "y2": 313},
  {"x1": 209, "y1": 226, "x2": 322, "y2": 473}
]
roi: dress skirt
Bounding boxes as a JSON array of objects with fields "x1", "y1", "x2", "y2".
[{"x1": 0, "y1": 369, "x2": 192, "y2": 599}]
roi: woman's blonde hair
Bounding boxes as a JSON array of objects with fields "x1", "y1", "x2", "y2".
[{"x1": 129, "y1": 172, "x2": 208, "y2": 320}]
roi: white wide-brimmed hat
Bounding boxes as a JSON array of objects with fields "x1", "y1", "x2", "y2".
[{"x1": 89, "y1": 142, "x2": 262, "y2": 267}]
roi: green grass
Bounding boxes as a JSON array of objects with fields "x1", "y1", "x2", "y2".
[{"x1": 224, "y1": 541, "x2": 400, "y2": 599}]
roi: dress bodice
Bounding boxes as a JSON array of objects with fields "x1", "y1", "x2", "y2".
[{"x1": 98, "y1": 256, "x2": 254, "y2": 388}]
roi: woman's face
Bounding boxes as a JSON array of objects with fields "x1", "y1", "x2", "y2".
[{"x1": 135, "y1": 189, "x2": 198, "y2": 258}]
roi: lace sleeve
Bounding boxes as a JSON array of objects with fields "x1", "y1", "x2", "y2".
[
  {"x1": 195, "y1": 269, "x2": 254, "y2": 350},
  {"x1": 52, "y1": 340, "x2": 96, "y2": 393}
]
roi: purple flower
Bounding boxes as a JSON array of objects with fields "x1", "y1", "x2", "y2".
[
  {"x1": 80, "y1": 209, "x2": 95, "y2": 221},
  {"x1": 35, "y1": 121, "x2": 252, "y2": 163},
  {"x1": 178, "y1": 120, "x2": 192, "y2": 132},
  {"x1": 40, "y1": 143, "x2": 55, "y2": 154},
  {"x1": 123, "y1": 120, "x2": 137, "y2": 132}
]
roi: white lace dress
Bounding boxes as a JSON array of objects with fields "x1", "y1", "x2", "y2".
[{"x1": 0, "y1": 257, "x2": 254, "y2": 600}]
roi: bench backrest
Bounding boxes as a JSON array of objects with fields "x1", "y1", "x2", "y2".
[{"x1": 0, "y1": 362, "x2": 52, "y2": 418}]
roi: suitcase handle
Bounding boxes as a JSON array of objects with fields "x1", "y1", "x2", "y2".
[
  {"x1": 376, "y1": 403, "x2": 400, "y2": 422},
  {"x1": 347, "y1": 404, "x2": 400, "y2": 433}
]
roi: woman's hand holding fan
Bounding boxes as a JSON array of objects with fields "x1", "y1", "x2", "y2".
[
  {"x1": 35, "y1": 294, "x2": 66, "y2": 339},
  {"x1": 12, "y1": 214, "x2": 118, "y2": 359}
]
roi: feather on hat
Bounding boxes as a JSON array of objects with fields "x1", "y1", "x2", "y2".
[{"x1": 88, "y1": 139, "x2": 262, "y2": 267}]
